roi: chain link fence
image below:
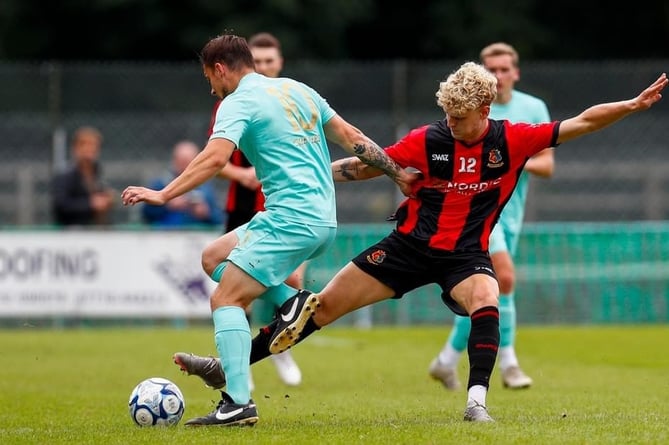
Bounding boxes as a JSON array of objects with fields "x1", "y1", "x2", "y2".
[{"x1": 1, "y1": 59, "x2": 668, "y2": 226}]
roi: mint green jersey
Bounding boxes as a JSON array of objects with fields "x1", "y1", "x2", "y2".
[
  {"x1": 210, "y1": 73, "x2": 337, "y2": 227},
  {"x1": 489, "y1": 89, "x2": 551, "y2": 253}
]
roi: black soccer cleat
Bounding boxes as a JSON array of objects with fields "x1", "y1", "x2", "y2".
[
  {"x1": 269, "y1": 290, "x2": 320, "y2": 354},
  {"x1": 184, "y1": 391, "x2": 258, "y2": 427},
  {"x1": 173, "y1": 352, "x2": 226, "y2": 389}
]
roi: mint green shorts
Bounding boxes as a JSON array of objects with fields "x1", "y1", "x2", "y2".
[
  {"x1": 489, "y1": 220, "x2": 520, "y2": 256},
  {"x1": 229, "y1": 211, "x2": 336, "y2": 287}
]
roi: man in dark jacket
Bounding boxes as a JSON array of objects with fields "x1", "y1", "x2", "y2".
[{"x1": 51, "y1": 126, "x2": 115, "y2": 227}]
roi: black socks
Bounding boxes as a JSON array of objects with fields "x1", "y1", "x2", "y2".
[{"x1": 467, "y1": 306, "x2": 500, "y2": 389}]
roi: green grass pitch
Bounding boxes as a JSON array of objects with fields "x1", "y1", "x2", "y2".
[{"x1": 2, "y1": 324, "x2": 668, "y2": 444}]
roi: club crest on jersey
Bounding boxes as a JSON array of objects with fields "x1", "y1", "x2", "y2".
[
  {"x1": 366, "y1": 249, "x2": 386, "y2": 265},
  {"x1": 487, "y1": 148, "x2": 504, "y2": 168}
]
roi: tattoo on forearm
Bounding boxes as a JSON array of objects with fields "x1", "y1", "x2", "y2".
[
  {"x1": 336, "y1": 159, "x2": 358, "y2": 180},
  {"x1": 353, "y1": 141, "x2": 401, "y2": 180}
]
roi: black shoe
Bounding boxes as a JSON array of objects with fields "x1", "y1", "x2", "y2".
[
  {"x1": 184, "y1": 391, "x2": 258, "y2": 427},
  {"x1": 269, "y1": 290, "x2": 320, "y2": 354}
]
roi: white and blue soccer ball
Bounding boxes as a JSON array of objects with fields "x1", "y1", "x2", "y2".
[{"x1": 128, "y1": 377, "x2": 185, "y2": 426}]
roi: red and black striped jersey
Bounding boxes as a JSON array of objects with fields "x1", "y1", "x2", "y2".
[
  {"x1": 386, "y1": 118, "x2": 559, "y2": 252},
  {"x1": 208, "y1": 100, "x2": 265, "y2": 216}
]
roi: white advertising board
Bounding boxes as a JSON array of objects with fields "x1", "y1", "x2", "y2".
[{"x1": 0, "y1": 231, "x2": 217, "y2": 318}]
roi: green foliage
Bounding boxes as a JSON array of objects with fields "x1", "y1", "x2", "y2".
[
  {"x1": 0, "y1": 0, "x2": 668, "y2": 60},
  {"x1": 1, "y1": 325, "x2": 668, "y2": 444}
]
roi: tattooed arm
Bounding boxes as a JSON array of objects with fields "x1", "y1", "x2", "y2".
[
  {"x1": 332, "y1": 156, "x2": 383, "y2": 182},
  {"x1": 324, "y1": 114, "x2": 414, "y2": 195}
]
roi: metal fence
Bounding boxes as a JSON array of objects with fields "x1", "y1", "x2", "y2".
[
  {"x1": 305, "y1": 222, "x2": 669, "y2": 325},
  {"x1": 1, "y1": 59, "x2": 668, "y2": 226}
]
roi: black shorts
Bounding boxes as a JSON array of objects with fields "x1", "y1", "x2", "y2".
[
  {"x1": 225, "y1": 211, "x2": 255, "y2": 233},
  {"x1": 351, "y1": 231, "x2": 496, "y2": 316}
]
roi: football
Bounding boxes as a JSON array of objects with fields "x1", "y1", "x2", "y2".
[{"x1": 128, "y1": 377, "x2": 185, "y2": 426}]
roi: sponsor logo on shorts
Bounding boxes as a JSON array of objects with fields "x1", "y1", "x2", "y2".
[
  {"x1": 475, "y1": 265, "x2": 494, "y2": 274},
  {"x1": 366, "y1": 249, "x2": 386, "y2": 265}
]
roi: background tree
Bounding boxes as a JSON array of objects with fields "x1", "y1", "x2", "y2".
[{"x1": 0, "y1": 0, "x2": 667, "y2": 61}]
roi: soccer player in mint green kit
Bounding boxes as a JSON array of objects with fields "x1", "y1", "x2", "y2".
[
  {"x1": 121, "y1": 33, "x2": 413, "y2": 427},
  {"x1": 429, "y1": 42, "x2": 555, "y2": 390}
]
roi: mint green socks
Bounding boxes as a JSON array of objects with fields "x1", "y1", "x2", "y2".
[
  {"x1": 498, "y1": 293, "x2": 516, "y2": 348},
  {"x1": 213, "y1": 306, "x2": 252, "y2": 404}
]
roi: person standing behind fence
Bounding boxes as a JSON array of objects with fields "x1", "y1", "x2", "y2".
[
  {"x1": 51, "y1": 126, "x2": 115, "y2": 227},
  {"x1": 429, "y1": 42, "x2": 555, "y2": 391},
  {"x1": 174, "y1": 32, "x2": 305, "y2": 390},
  {"x1": 142, "y1": 140, "x2": 223, "y2": 228}
]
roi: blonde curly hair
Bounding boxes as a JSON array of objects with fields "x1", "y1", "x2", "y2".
[{"x1": 436, "y1": 62, "x2": 497, "y2": 116}]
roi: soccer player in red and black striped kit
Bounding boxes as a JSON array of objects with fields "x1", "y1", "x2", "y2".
[{"x1": 252, "y1": 62, "x2": 667, "y2": 422}]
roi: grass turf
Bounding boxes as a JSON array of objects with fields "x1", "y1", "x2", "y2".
[{"x1": 1, "y1": 324, "x2": 668, "y2": 444}]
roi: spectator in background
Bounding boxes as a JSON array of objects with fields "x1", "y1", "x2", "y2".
[
  {"x1": 142, "y1": 140, "x2": 223, "y2": 228},
  {"x1": 51, "y1": 125, "x2": 115, "y2": 227}
]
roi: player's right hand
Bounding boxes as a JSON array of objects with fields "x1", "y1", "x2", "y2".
[{"x1": 121, "y1": 186, "x2": 166, "y2": 206}]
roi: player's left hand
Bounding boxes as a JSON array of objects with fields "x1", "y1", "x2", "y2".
[
  {"x1": 121, "y1": 186, "x2": 165, "y2": 206},
  {"x1": 635, "y1": 72, "x2": 668, "y2": 110}
]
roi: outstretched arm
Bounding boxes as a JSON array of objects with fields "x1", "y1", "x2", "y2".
[
  {"x1": 557, "y1": 73, "x2": 667, "y2": 144},
  {"x1": 324, "y1": 115, "x2": 414, "y2": 196},
  {"x1": 122, "y1": 138, "x2": 234, "y2": 206}
]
